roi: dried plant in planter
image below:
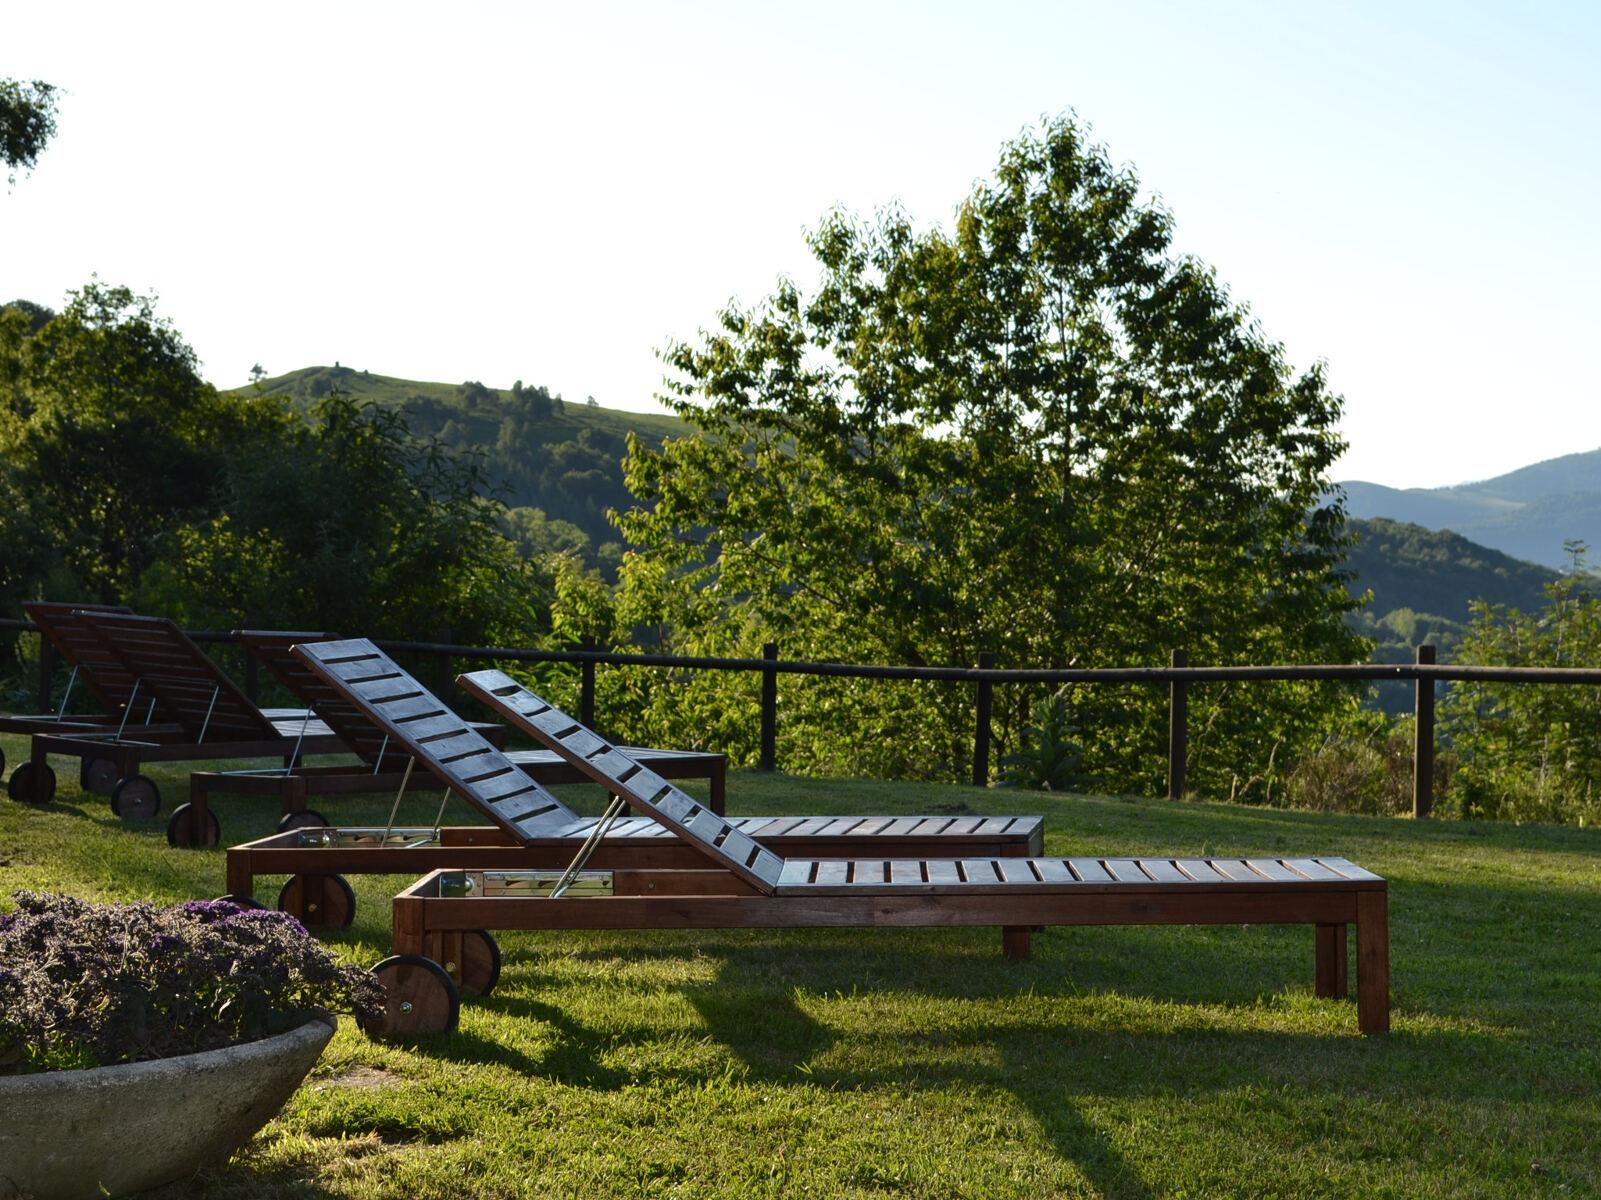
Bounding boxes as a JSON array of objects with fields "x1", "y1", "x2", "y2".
[{"x1": 0, "y1": 892, "x2": 383, "y2": 1075}]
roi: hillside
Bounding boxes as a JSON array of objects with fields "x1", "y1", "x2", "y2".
[
  {"x1": 235, "y1": 366, "x2": 687, "y2": 569},
  {"x1": 1339, "y1": 447, "x2": 1601, "y2": 569}
]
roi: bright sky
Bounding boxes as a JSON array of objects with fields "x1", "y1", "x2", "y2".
[{"x1": 5, "y1": 1, "x2": 1597, "y2": 489}]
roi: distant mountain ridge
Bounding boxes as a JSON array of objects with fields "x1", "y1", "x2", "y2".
[{"x1": 1339, "y1": 447, "x2": 1601, "y2": 569}]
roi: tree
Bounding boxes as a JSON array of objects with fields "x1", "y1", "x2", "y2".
[
  {"x1": 0, "y1": 282, "x2": 275, "y2": 601},
  {"x1": 139, "y1": 392, "x2": 552, "y2": 647},
  {"x1": 617, "y1": 117, "x2": 1365, "y2": 789},
  {"x1": 1443, "y1": 543, "x2": 1601, "y2": 825},
  {"x1": 1, "y1": 79, "x2": 58, "y2": 183}
]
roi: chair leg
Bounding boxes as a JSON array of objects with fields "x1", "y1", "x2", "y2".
[
  {"x1": 1356, "y1": 893, "x2": 1390, "y2": 1035},
  {"x1": 1001, "y1": 926, "x2": 1031, "y2": 960},
  {"x1": 1314, "y1": 923, "x2": 1348, "y2": 998}
]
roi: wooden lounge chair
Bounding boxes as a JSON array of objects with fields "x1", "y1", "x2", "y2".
[
  {"x1": 1, "y1": 602, "x2": 179, "y2": 797},
  {"x1": 362, "y1": 670, "x2": 1390, "y2": 1038},
  {"x1": 180, "y1": 630, "x2": 726, "y2": 849},
  {"x1": 14, "y1": 612, "x2": 344, "y2": 826},
  {"x1": 269, "y1": 638, "x2": 1041, "y2": 940}
]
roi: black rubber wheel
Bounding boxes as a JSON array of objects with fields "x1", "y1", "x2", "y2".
[
  {"x1": 166, "y1": 802, "x2": 222, "y2": 848},
  {"x1": 215, "y1": 893, "x2": 264, "y2": 909},
  {"x1": 81, "y1": 757, "x2": 119, "y2": 795},
  {"x1": 276, "y1": 808, "x2": 330, "y2": 834},
  {"x1": 0, "y1": 744, "x2": 6, "y2": 777},
  {"x1": 8, "y1": 761, "x2": 56, "y2": 806},
  {"x1": 110, "y1": 774, "x2": 161, "y2": 820},
  {"x1": 364, "y1": 954, "x2": 460, "y2": 1036},
  {"x1": 278, "y1": 872, "x2": 357, "y2": 930},
  {"x1": 448, "y1": 929, "x2": 502, "y2": 998}
]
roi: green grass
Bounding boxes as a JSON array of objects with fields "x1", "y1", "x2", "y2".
[{"x1": 3, "y1": 734, "x2": 1599, "y2": 1198}]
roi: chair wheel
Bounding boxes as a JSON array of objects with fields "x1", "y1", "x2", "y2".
[
  {"x1": 363, "y1": 954, "x2": 460, "y2": 1036},
  {"x1": 447, "y1": 929, "x2": 501, "y2": 998},
  {"x1": 110, "y1": 774, "x2": 161, "y2": 819},
  {"x1": 82, "y1": 757, "x2": 119, "y2": 794},
  {"x1": 166, "y1": 802, "x2": 222, "y2": 847},
  {"x1": 0, "y1": 744, "x2": 6, "y2": 776},
  {"x1": 8, "y1": 762, "x2": 56, "y2": 806},
  {"x1": 277, "y1": 808, "x2": 330, "y2": 833},
  {"x1": 278, "y1": 872, "x2": 357, "y2": 930}
]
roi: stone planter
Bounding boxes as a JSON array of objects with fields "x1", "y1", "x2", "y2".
[{"x1": 0, "y1": 1015, "x2": 335, "y2": 1200}]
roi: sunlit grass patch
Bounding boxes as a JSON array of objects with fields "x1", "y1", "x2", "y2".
[{"x1": 4, "y1": 732, "x2": 1599, "y2": 1198}]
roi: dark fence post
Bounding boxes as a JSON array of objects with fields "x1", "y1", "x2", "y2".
[
  {"x1": 580, "y1": 636, "x2": 597, "y2": 729},
  {"x1": 1414, "y1": 643, "x2": 1436, "y2": 818},
  {"x1": 973, "y1": 651, "x2": 994, "y2": 787},
  {"x1": 759, "y1": 642, "x2": 778, "y2": 772},
  {"x1": 37, "y1": 635, "x2": 53, "y2": 713},
  {"x1": 1167, "y1": 648, "x2": 1188, "y2": 800},
  {"x1": 435, "y1": 627, "x2": 453, "y2": 697}
]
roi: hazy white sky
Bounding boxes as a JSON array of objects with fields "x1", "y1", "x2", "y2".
[{"x1": 5, "y1": 1, "x2": 1597, "y2": 488}]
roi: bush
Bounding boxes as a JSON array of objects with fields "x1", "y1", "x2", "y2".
[{"x1": 0, "y1": 892, "x2": 382, "y2": 1075}]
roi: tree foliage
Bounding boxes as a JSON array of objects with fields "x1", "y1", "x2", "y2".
[
  {"x1": 0, "y1": 283, "x2": 273, "y2": 602},
  {"x1": 0, "y1": 79, "x2": 57, "y2": 183},
  {"x1": 1443, "y1": 545, "x2": 1601, "y2": 825},
  {"x1": 616, "y1": 117, "x2": 1366, "y2": 789},
  {"x1": 0, "y1": 285, "x2": 549, "y2": 661}
]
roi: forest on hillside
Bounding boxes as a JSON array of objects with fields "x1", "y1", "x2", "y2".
[{"x1": 248, "y1": 365, "x2": 685, "y2": 577}]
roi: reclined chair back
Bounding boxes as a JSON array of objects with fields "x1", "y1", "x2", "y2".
[
  {"x1": 23, "y1": 601, "x2": 141, "y2": 713},
  {"x1": 237, "y1": 630, "x2": 399, "y2": 768},
  {"x1": 456, "y1": 669, "x2": 786, "y2": 895},
  {"x1": 75, "y1": 611, "x2": 277, "y2": 741},
  {"x1": 293, "y1": 638, "x2": 579, "y2": 840}
]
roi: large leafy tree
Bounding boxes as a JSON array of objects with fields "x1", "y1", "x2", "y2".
[
  {"x1": 0, "y1": 283, "x2": 275, "y2": 602},
  {"x1": 0, "y1": 79, "x2": 57, "y2": 184},
  {"x1": 617, "y1": 117, "x2": 1366, "y2": 789}
]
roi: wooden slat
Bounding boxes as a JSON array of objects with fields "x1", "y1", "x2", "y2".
[
  {"x1": 960, "y1": 859, "x2": 1003, "y2": 884},
  {"x1": 889, "y1": 860, "x2": 925, "y2": 885},
  {"x1": 1174, "y1": 859, "x2": 1231, "y2": 883},
  {"x1": 995, "y1": 858, "x2": 1038, "y2": 884},
  {"x1": 1244, "y1": 859, "x2": 1303, "y2": 883},
  {"x1": 814, "y1": 860, "x2": 851, "y2": 887},
  {"x1": 1282, "y1": 858, "x2": 1346, "y2": 882},
  {"x1": 1068, "y1": 858, "x2": 1115, "y2": 882},
  {"x1": 882, "y1": 817, "x2": 927, "y2": 837},
  {"x1": 1137, "y1": 859, "x2": 1194, "y2": 884},
  {"x1": 1033, "y1": 858, "x2": 1077, "y2": 883},
  {"x1": 926, "y1": 860, "x2": 963, "y2": 885},
  {"x1": 787, "y1": 817, "x2": 836, "y2": 837},
  {"x1": 1103, "y1": 859, "x2": 1153, "y2": 883},
  {"x1": 1319, "y1": 858, "x2": 1386, "y2": 883}
]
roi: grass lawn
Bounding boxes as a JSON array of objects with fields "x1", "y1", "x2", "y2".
[{"x1": 3, "y1": 733, "x2": 1599, "y2": 1199}]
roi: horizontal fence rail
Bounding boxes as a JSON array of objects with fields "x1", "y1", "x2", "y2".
[{"x1": 6, "y1": 619, "x2": 1600, "y2": 819}]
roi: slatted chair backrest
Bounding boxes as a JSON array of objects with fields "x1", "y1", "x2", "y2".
[
  {"x1": 236, "y1": 630, "x2": 398, "y2": 767},
  {"x1": 292, "y1": 638, "x2": 579, "y2": 840},
  {"x1": 74, "y1": 611, "x2": 276, "y2": 741},
  {"x1": 23, "y1": 601, "x2": 142, "y2": 714},
  {"x1": 457, "y1": 669, "x2": 786, "y2": 895}
]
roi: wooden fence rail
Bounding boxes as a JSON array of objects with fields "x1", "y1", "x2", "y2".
[{"x1": 7, "y1": 618, "x2": 1601, "y2": 819}]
